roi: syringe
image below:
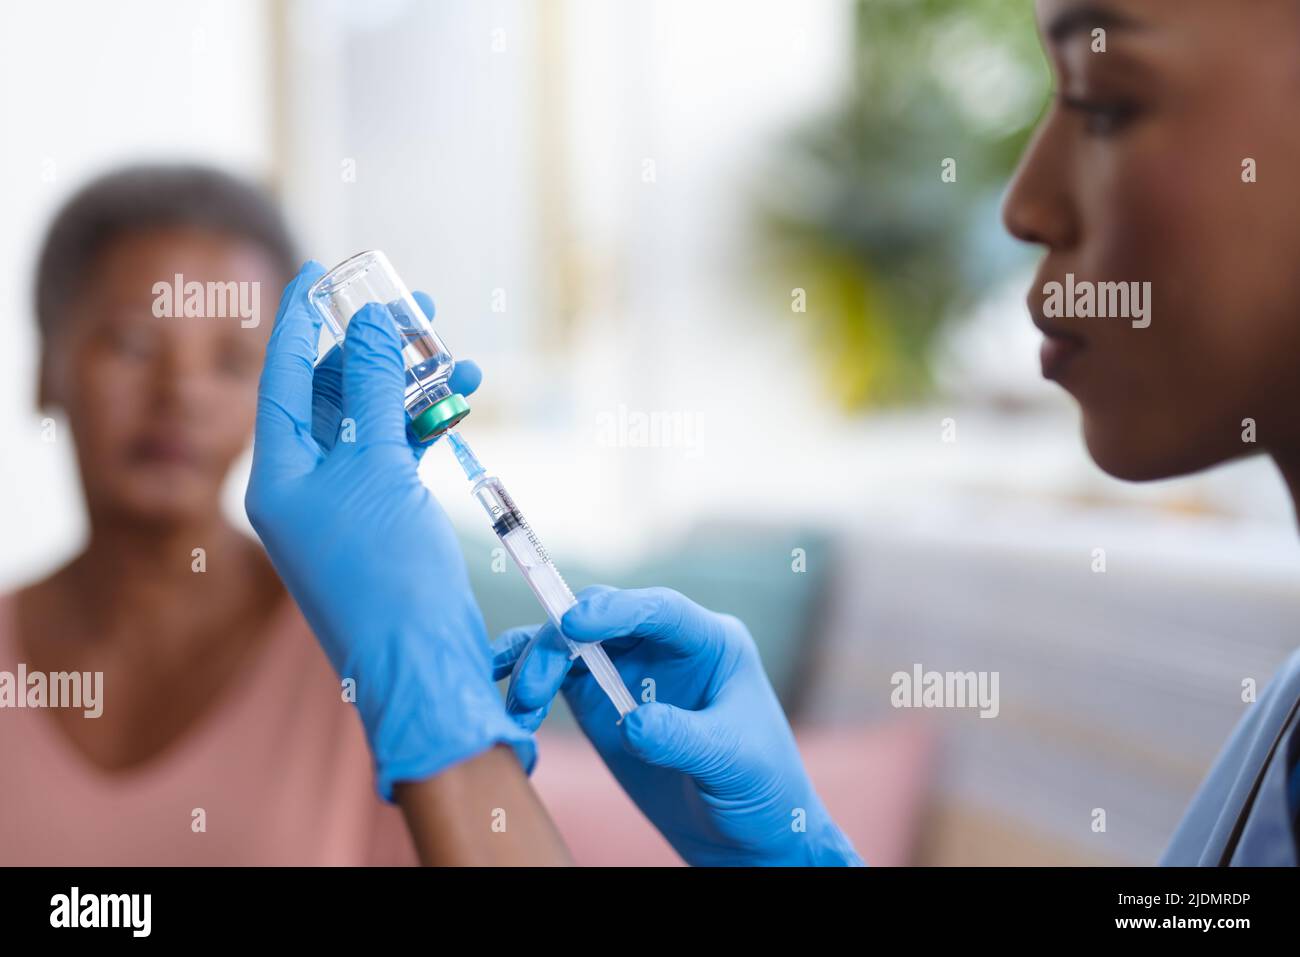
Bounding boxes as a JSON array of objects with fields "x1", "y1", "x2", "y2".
[{"x1": 445, "y1": 432, "x2": 639, "y2": 720}]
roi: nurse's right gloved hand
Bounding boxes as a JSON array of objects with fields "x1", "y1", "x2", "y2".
[
  {"x1": 494, "y1": 587, "x2": 863, "y2": 866},
  {"x1": 248, "y1": 262, "x2": 534, "y2": 802}
]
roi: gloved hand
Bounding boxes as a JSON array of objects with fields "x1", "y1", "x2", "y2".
[
  {"x1": 248, "y1": 260, "x2": 534, "y2": 801},
  {"x1": 494, "y1": 586, "x2": 863, "y2": 866}
]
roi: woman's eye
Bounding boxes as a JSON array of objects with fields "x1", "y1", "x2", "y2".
[
  {"x1": 217, "y1": 348, "x2": 258, "y2": 379},
  {"x1": 1060, "y1": 95, "x2": 1139, "y2": 136},
  {"x1": 215, "y1": 338, "x2": 260, "y2": 379},
  {"x1": 106, "y1": 326, "x2": 158, "y2": 359}
]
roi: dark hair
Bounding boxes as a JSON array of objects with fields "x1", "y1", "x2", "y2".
[{"x1": 34, "y1": 164, "x2": 298, "y2": 340}]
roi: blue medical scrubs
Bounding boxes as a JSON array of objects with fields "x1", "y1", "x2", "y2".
[{"x1": 1161, "y1": 649, "x2": 1300, "y2": 866}]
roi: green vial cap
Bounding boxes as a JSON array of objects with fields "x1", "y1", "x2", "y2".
[{"x1": 410, "y1": 393, "x2": 470, "y2": 443}]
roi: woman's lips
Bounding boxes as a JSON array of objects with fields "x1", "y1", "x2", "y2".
[
  {"x1": 1039, "y1": 334, "x2": 1085, "y2": 381},
  {"x1": 128, "y1": 435, "x2": 203, "y2": 468},
  {"x1": 1028, "y1": 275, "x2": 1087, "y2": 382}
]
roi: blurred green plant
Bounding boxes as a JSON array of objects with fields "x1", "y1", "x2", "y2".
[{"x1": 754, "y1": 0, "x2": 1049, "y2": 409}]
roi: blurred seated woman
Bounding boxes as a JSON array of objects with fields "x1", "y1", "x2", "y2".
[{"x1": 0, "y1": 166, "x2": 417, "y2": 864}]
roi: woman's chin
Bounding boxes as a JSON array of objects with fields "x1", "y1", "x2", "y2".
[
  {"x1": 109, "y1": 476, "x2": 219, "y2": 526},
  {"x1": 1082, "y1": 420, "x2": 1237, "y2": 484}
]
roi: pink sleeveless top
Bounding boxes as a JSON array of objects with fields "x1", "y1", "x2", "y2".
[{"x1": 0, "y1": 593, "x2": 416, "y2": 865}]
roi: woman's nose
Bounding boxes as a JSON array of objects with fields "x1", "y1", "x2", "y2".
[
  {"x1": 151, "y1": 336, "x2": 212, "y2": 410},
  {"x1": 1002, "y1": 119, "x2": 1078, "y2": 251}
]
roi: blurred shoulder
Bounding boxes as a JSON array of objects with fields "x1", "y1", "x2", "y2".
[{"x1": 1261, "y1": 647, "x2": 1300, "y2": 707}]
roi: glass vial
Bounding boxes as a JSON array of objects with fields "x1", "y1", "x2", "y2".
[{"x1": 309, "y1": 250, "x2": 469, "y2": 441}]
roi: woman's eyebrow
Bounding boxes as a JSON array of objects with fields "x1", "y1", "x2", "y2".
[{"x1": 1046, "y1": 3, "x2": 1144, "y2": 45}]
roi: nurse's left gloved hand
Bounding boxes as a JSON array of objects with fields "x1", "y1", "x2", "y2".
[
  {"x1": 494, "y1": 586, "x2": 863, "y2": 866},
  {"x1": 247, "y1": 261, "x2": 534, "y2": 801}
]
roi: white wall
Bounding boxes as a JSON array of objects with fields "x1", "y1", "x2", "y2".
[{"x1": 0, "y1": 0, "x2": 274, "y2": 586}]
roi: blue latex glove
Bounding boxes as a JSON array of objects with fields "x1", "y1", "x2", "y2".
[
  {"x1": 248, "y1": 260, "x2": 534, "y2": 801},
  {"x1": 494, "y1": 586, "x2": 863, "y2": 866}
]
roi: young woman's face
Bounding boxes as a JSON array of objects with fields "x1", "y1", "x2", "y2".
[
  {"x1": 44, "y1": 228, "x2": 283, "y2": 524},
  {"x1": 1004, "y1": 0, "x2": 1300, "y2": 481}
]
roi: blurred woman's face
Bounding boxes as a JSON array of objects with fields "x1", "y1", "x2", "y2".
[
  {"x1": 44, "y1": 228, "x2": 283, "y2": 523},
  {"x1": 1004, "y1": 0, "x2": 1300, "y2": 481}
]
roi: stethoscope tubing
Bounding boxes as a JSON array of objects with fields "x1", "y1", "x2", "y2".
[{"x1": 1217, "y1": 691, "x2": 1300, "y2": 866}]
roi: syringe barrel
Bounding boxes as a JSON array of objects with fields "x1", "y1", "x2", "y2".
[
  {"x1": 472, "y1": 476, "x2": 572, "y2": 622},
  {"x1": 472, "y1": 477, "x2": 527, "y2": 541},
  {"x1": 471, "y1": 474, "x2": 639, "y2": 718}
]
